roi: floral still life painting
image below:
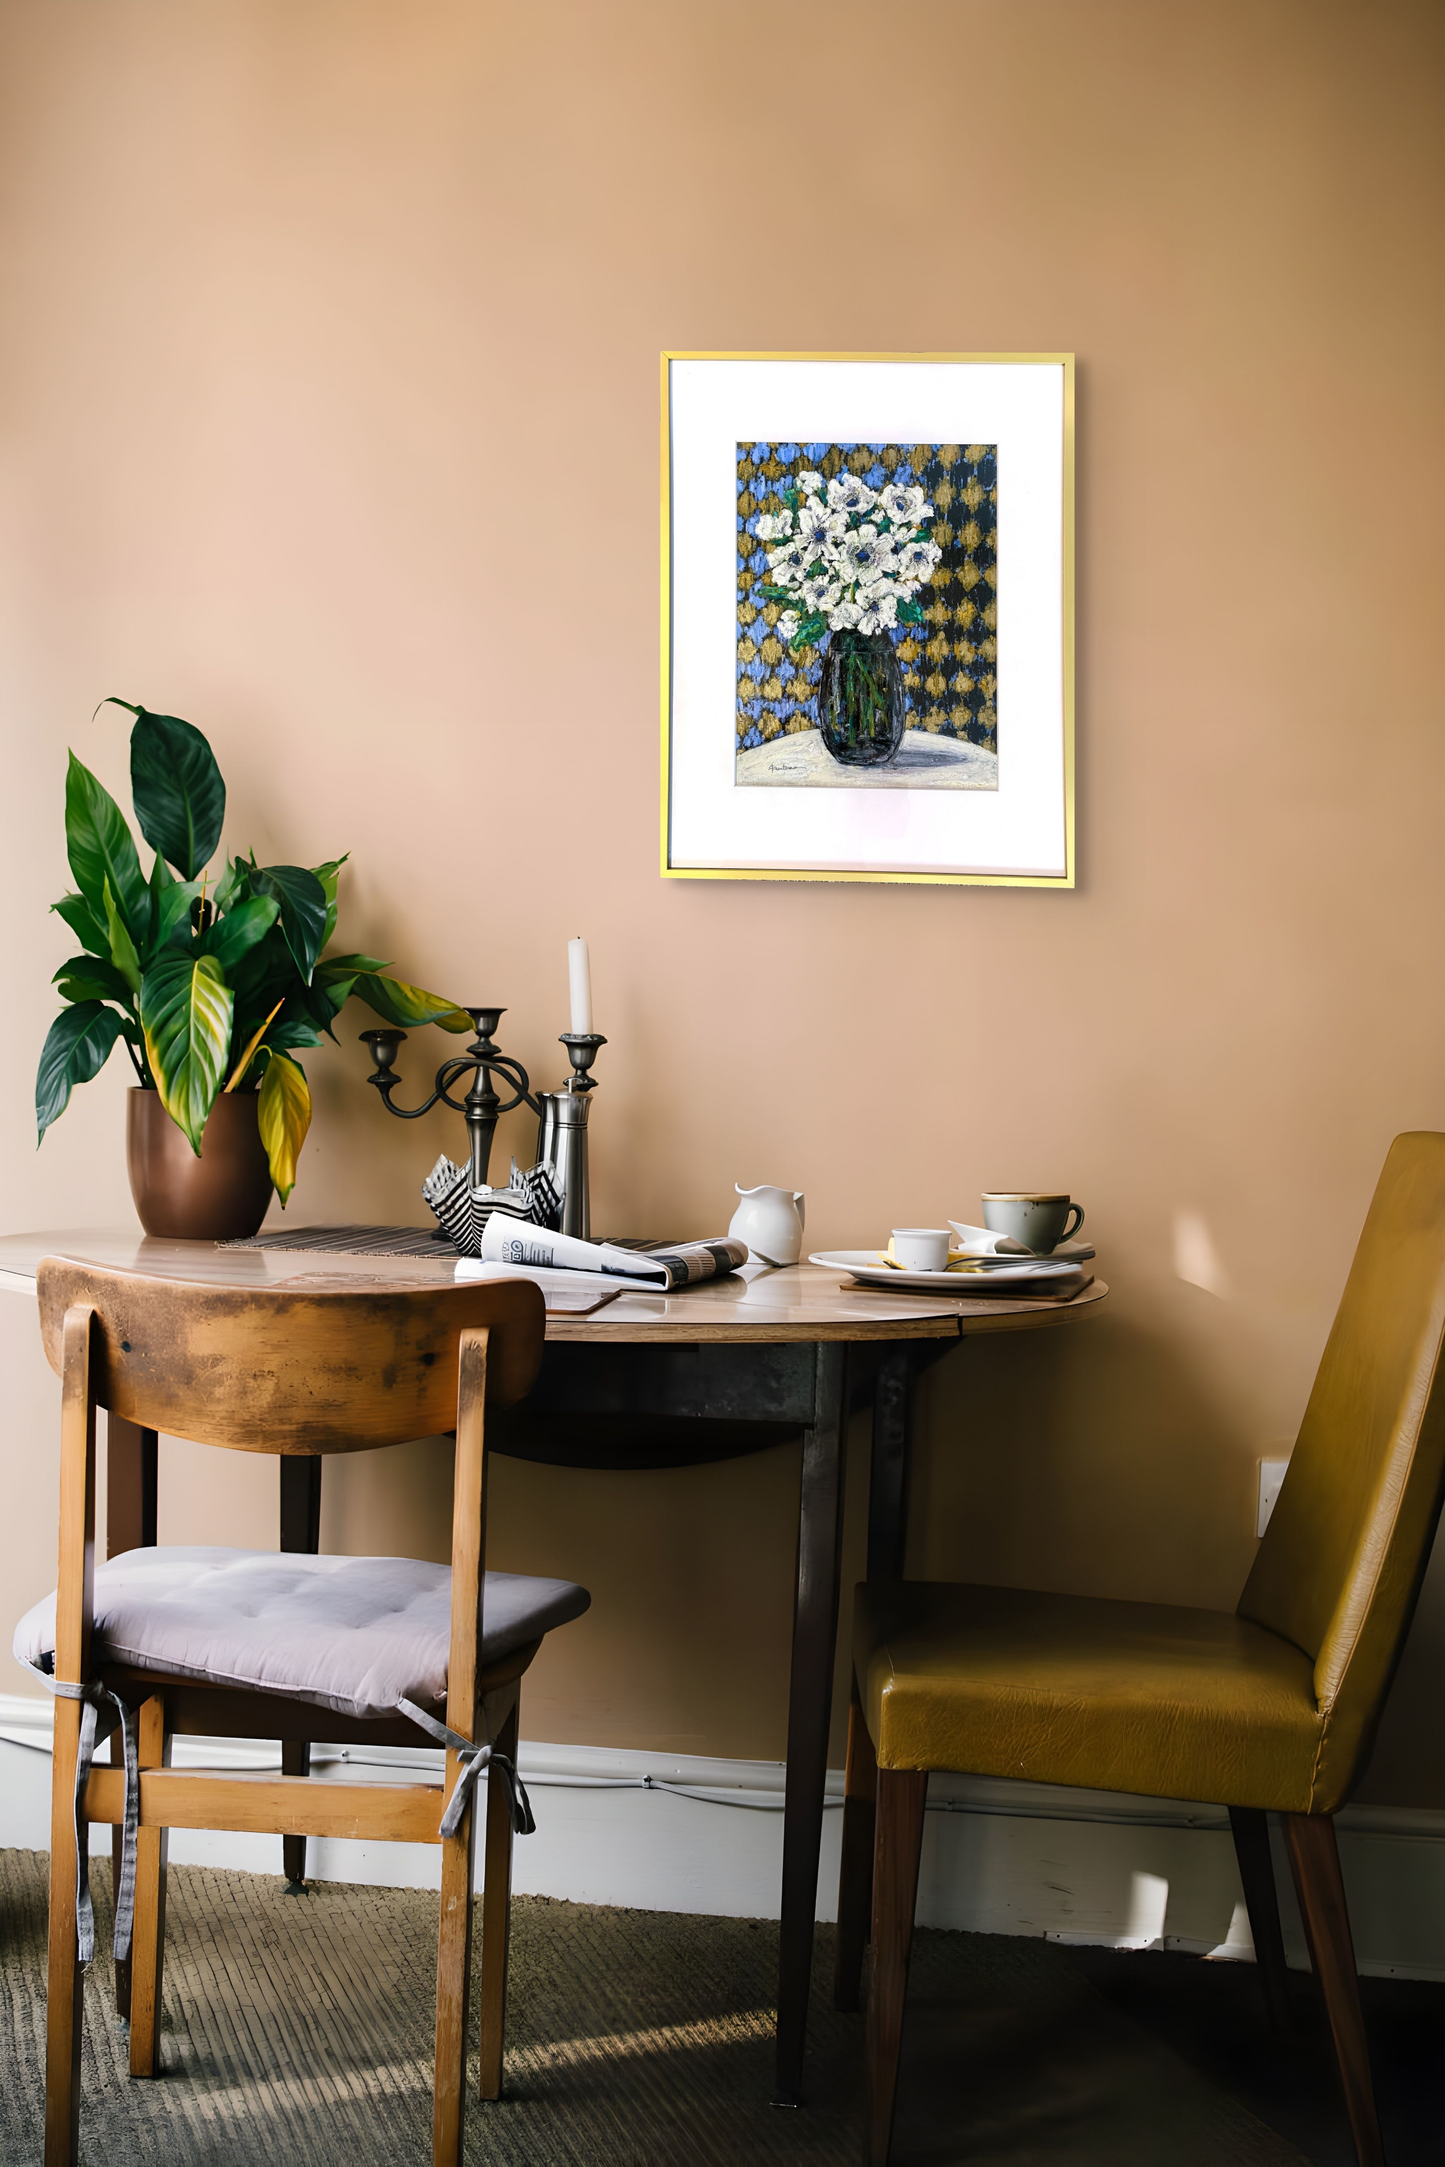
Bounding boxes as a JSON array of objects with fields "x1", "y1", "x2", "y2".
[{"x1": 735, "y1": 442, "x2": 998, "y2": 790}]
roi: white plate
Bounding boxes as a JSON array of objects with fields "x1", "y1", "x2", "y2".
[{"x1": 810, "y1": 1250, "x2": 1088, "y2": 1296}]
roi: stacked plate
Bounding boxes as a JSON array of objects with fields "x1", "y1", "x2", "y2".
[{"x1": 810, "y1": 1224, "x2": 1095, "y2": 1299}]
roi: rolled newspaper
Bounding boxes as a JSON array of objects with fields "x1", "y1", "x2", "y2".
[{"x1": 479, "y1": 1212, "x2": 748, "y2": 1289}]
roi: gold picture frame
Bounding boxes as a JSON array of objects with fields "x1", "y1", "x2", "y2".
[{"x1": 661, "y1": 350, "x2": 1074, "y2": 887}]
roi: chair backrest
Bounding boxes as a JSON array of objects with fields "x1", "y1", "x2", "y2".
[
  {"x1": 36, "y1": 1259, "x2": 545, "y2": 1453},
  {"x1": 1238, "y1": 1133, "x2": 1445, "y2": 1793}
]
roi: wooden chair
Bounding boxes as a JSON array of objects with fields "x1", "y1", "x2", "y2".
[
  {"x1": 20, "y1": 1261, "x2": 589, "y2": 2167},
  {"x1": 836, "y1": 1131, "x2": 1445, "y2": 2167}
]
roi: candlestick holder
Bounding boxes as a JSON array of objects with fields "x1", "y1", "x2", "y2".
[
  {"x1": 537, "y1": 1032, "x2": 607, "y2": 1239},
  {"x1": 358, "y1": 1008, "x2": 606, "y2": 1232}
]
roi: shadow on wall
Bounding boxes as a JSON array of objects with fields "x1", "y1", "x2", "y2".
[{"x1": 906, "y1": 1313, "x2": 1254, "y2": 1612}]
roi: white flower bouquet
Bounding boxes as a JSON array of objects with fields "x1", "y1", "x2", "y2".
[{"x1": 754, "y1": 469, "x2": 942, "y2": 652}]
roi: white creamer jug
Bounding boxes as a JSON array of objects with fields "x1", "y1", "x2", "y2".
[{"x1": 728, "y1": 1183, "x2": 806, "y2": 1266}]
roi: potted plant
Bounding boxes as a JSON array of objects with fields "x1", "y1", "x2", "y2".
[{"x1": 36, "y1": 699, "x2": 468, "y2": 1237}]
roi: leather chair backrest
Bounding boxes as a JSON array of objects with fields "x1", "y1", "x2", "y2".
[
  {"x1": 1238, "y1": 1133, "x2": 1445, "y2": 1794},
  {"x1": 36, "y1": 1259, "x2": 545, "y2": 1453}
]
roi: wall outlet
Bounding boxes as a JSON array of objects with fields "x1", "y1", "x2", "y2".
[{"x1": 1257, "y1": 1456, "x2": 1291, "y2": 1538}]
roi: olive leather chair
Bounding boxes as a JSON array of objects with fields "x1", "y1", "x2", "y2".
[{"x1": 835, "y1": 1132, "x2": 1445, "y2": 2167}]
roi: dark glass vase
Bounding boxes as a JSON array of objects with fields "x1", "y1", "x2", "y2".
[{"x1": 817, "y1": 628, "x2": 906, "y2": 767}]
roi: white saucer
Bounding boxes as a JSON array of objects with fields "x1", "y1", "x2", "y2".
[
  {"x1": 949, "y1": 1222, "x2": 1095, "y2": 1262},
  {"x1": 810, "y1": 1250, "x2": 1089, "y2": 1297}
]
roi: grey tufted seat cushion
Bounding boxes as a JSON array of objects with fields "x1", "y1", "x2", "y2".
[{"x1": 14, "y1": 1546, "x2": 590, "y2": 1722}]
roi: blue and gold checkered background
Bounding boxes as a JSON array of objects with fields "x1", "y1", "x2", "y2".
[{"x1": 735, "y1": 443, "x2": 998, "y2": 753}]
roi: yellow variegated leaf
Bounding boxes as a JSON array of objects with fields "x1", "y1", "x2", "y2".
[
  {"x1": 257, "y1": 1049, "x2": 311, "y2": 1205},
  {"x1": 351, "y1": 973, "x2": 472, "y2": 1033},
  {"x1": 139, "y1": 950, "x2": 234, "y2": 1154},
  {"x1": 224, "y1": 998, "x2": 284, "y2": 1092}
]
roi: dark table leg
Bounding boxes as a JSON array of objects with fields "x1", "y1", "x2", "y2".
[
  {"x1": 107, "y1": 1415, "x2": 158, "y2": 2018},
  {"x1": 107, "y1": 1414, "x2": 158, "y2": 1557},
  {"x1": 775, "y1": 1342, "x2": 849, "y2": 2106},
  {"x1": 867, "y1": 1346, "x2": 913, "y2": 1583},
  {"x1": 279, "y1": 1456, "x2": 323, "y2": 1889}
]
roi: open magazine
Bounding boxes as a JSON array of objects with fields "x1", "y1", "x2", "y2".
[{"x1": 471, "y1": 1212, "x2": 749, "y2": 1290}]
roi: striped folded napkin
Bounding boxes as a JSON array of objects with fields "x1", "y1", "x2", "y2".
[{"x1": 422, "y1": 1155, "x2": 564, "y2": 1258}]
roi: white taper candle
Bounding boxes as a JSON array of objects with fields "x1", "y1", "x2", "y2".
[{"x1": 567, "y1": 937, "x2": 592, "y2": 1035}]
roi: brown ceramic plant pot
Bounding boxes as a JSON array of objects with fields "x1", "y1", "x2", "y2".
[{"x1": 126, "y1": 1086, "x2": 274, "y2": 1240}]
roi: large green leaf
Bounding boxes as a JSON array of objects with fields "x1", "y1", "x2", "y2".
[
  {"x1": 52, "y1": 953, "x2": 136, "y2": 1006},
  {"x1": 64, "y1": 754, "x2": 147, "y2": 928},
  {"x1": 36, "y1": 1002, "x2": 125, "y2": 1141},
  {"x1": 249, "y1": 864, "x2": 328, "y2": 985},
  {"x1": 103, "y1": 878, "x2": 143, "y2": 994},
  {"x1": 204, "y1": 894, "x2": 280, "y2": 973},
  {"x1": 211, "y1": 856, "x2": 247, "y2": 915},
  {"x1": 148, "y1": 848, "x2": 175, "y2": 926},
  {"x1": 316, "y1": 951, "x2": 392, "y2": 979},
  {"x1": 313, "y1": 856, "x2": 349, "y2": 949},
  {"x1": 117, "y1": 703, "x2": 226, "y2": 878},
  {"x1": 52, "y1": 892, "x2": 110, "y2": 958},
  {"x1": 350, "y1": 974, "x2": 472, "y2": 1032},
  {"x1": 157, "y1": 877, "x2": 205, "y2": 948},
  {"x1": 140, "y1": 950, "x2": 235, "y2": 1153},
  {"x1": 257, "y1": 1050, "x2": 311, "y2": 1204},
  {"x1": 266, "y1": 1011, "x2": 326, "y2": 1052}
]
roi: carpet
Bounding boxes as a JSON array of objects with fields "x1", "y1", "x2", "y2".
[{"x1": 0, "y1": 1849, "x2": 1306, "y2": 2165}]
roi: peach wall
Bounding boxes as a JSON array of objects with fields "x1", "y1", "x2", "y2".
[{"x1": 1, "y1": 0, "x2": 1442, "y2": 1793}]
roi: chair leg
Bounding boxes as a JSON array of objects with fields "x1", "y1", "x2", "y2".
[
  {"x1": 1228, "y1": 1806, "x2": 1292, "y2": 2032},
  {"x1": 128, "y1": 1697, "x2": 170, "y2": 2079},
  {"x1": 867, "y1": 1769, "x2": 928, "y2": 2167},
  {"x1": 1282, "y1": 1813, "x2": 1385, "y2": 2167},
  {"x1": 477, "y1": 1695, "x2": 520, "y2": 2101},
  {"x1": 834, "y1": 1678, "x2": 878, "y2": 2012},
  {"x1": 45, "y1": 1698, "x2": 85, "y2": 2167},
  {"x1": 434, "y1": 1747, "x2": 479, "y2": 2167},
  {"x1": 282, "y1": 1741, "x2": 311, "y2": 1890}
]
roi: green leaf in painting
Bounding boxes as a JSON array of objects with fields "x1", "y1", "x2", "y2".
[
  {"x1": 36, "y1": 1002, "x2": 124, "y2": 1141},
  {"x1": 349, "y1": 974, "x2": 472, "y2": 1032},
  {"x1": 52, "y1": 893, "x2": 110, "y2": 959},
  {"x1": 103, "y1": 878, "x2": 143, "y2": 995},
  {"x1": 790, "y1": 613, "x2": 828, "y2": 651},
  {"x1": 249, "y1": 865, "x2": 328, "y2": 985},
  {"x1": 257, "y1": 1049, "x2": 311, "y2": 1204},
  {"x1": 140, "y1": 950, "x2": 235, "y2": 1153},
  {"x1": 127, "y1": 706, "x2": 227, "y2": 878},
  {"x1": 204, "y1": 894, "x2": 280, "y2": 973},
  {"x1": 895, "y1": 598, "x2": 924, "y2": 626},
  {"x1": 64, "y1": 754, "x2": 147, "y2": 927}
]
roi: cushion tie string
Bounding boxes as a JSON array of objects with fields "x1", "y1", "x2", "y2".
[
  {"x1": 396, "y1": 1697, "x2": 535, "y2": 1838},
  {"x1": 24, "y1": 1660, "x2": 138, "y2": 1965}
]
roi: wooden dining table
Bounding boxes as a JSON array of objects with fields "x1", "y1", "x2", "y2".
[{"x1": 0, "y1": 1224, "x2": 1106, "y2": 2106}]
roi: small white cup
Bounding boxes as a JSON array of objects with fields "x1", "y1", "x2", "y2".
[{"x1": 892, "y1": 1227, "x2": 950, "y2": 1272}]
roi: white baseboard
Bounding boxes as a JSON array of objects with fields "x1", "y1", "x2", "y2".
[{"x1": 4, "y1": 1692, "x2": 1443, "y2": 1981}]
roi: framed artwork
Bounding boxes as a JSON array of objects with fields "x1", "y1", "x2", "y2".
[{"x1": 660, "y1": 351, "x2": 1074, "y2": 886}]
